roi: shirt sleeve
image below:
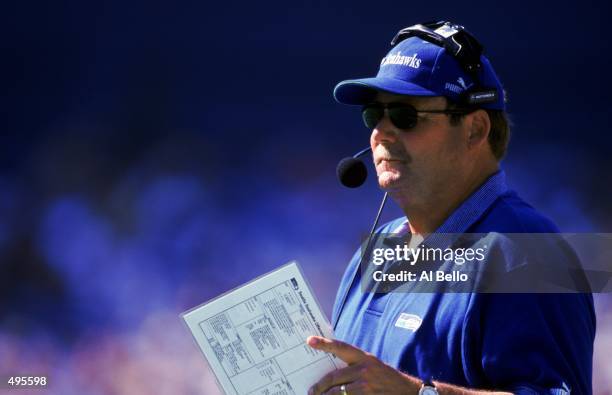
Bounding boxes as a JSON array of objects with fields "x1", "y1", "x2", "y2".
[{"x1": 462, "y1": 293, "x2": 595, "y2": 394}]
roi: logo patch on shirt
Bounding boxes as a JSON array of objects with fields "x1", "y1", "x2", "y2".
[{"x1": 394, "y1": 313, "x2": 422, "y2": 332}]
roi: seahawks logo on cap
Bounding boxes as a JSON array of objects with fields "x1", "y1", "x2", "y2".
[{"x1": 380, "y1": 51, "x2": 422, "y2": 69}]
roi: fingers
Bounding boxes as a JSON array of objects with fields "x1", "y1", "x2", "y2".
[
  {"x1": 307, "y1": 336, "x2": 368, "y2": 365},
  {"x1": 308, "y1": 364, "x2": 363, "y2": 395},
  {"x1": 320, "y1": 381, "x2": 364, "y2": 395}
]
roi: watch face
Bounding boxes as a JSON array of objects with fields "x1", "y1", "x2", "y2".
[{"x1": 419, "y1": 387, "x2": 438, "y2": 395}]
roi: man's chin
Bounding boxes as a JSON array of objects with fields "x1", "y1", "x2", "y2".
[{"x1": 377, "y1": 172, "x2": 404, "y2": 190}]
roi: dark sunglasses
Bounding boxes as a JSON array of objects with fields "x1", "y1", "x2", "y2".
[{"x1": 361, "y1": 102, "x2": 470, "y2": 130}]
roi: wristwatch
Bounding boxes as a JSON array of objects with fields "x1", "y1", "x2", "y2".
[{"x1": 418, "y1": 379, "x2": 438, "y2": 395}]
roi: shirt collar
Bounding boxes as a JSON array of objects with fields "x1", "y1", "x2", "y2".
[{"x1": 393, "y1": 170, "x2": 508, "y2": 249}]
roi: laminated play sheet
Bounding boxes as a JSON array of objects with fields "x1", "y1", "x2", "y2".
[{"x1": 182, "y1": 261, "x2": 345, "y2": 395}]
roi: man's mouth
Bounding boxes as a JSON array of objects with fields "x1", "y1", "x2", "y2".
[{"x1": 376, "y1": 157, "x2": 405, "y2": 166}]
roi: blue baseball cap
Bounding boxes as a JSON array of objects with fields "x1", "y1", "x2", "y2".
[{"x1": 333, "y1": 36, "x2": 506, "y2": 110}]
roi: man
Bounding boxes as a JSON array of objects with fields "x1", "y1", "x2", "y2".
[{"x1": 307, "y1": 22, "x2": 595, "y2": 394}]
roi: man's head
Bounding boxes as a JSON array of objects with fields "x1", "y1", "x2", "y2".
[
  {"x1": 368, "y1": 92, "x2": 501, "y2": 207},
  {"x1": 334, "y1": 22, "x2": 510, "y2": 209}
]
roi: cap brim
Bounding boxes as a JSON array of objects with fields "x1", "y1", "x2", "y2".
[{"x1": 333, "y1": 77, "x2": 438, "y2": 105}]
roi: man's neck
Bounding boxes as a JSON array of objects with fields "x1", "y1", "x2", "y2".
[{"x1": 399, "y1": 165, "x2": 499, "y2": 236}]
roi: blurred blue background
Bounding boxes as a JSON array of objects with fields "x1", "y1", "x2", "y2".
[{"x1": 2, "y1": 1, "x2": 611, "y2": 394}]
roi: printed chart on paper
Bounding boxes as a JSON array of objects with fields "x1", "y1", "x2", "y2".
[{"x1": 182, "y1": 262, "x2": 345, "y2": 395}]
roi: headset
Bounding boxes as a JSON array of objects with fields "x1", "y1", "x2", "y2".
[{"x1": 390, "y1": 21, "x2": 499, "y2": 106}]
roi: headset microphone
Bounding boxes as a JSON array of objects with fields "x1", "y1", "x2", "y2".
[
  {"x1": 336, "y1": 147, "x2": 372, "y2": 188},
  {"x1": 333, "y1": 146, "x2": 389, "y2": 330}
]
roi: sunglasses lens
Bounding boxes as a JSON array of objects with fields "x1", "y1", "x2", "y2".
[
  {"x1": 362, "y1": 106, "x2": 384, "y2": 129},
  {"x1": 362, "y1": 104, "x2": 419, "y2": 130},
  {"x1": 388, "y1": 106, "x2": 418, "y2": 129}
]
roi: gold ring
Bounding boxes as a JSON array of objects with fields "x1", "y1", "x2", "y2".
[{"x1": 340, "y1": 384, "x2": 348, "y2": 395}]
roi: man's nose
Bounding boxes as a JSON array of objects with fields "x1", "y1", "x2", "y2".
[{"x1": 371, "y1": 111, "x2": 399, "y2": 144}]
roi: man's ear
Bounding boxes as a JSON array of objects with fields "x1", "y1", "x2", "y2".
[{"x1": 466, "y1": 109, "x2": 491, "y2": 149}]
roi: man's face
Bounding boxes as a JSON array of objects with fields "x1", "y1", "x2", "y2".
[{"x1": 370, "y1": 92, "x2": 469, "y2": 206}]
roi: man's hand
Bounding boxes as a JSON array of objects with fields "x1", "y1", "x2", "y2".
[{"x1": 307, "y1": 335, "x2": 421, "y2": 395}]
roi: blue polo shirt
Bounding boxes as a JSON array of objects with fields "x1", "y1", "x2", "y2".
[{"x1": 331, "y1": 171, "x2": 595, "y2": 394}]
